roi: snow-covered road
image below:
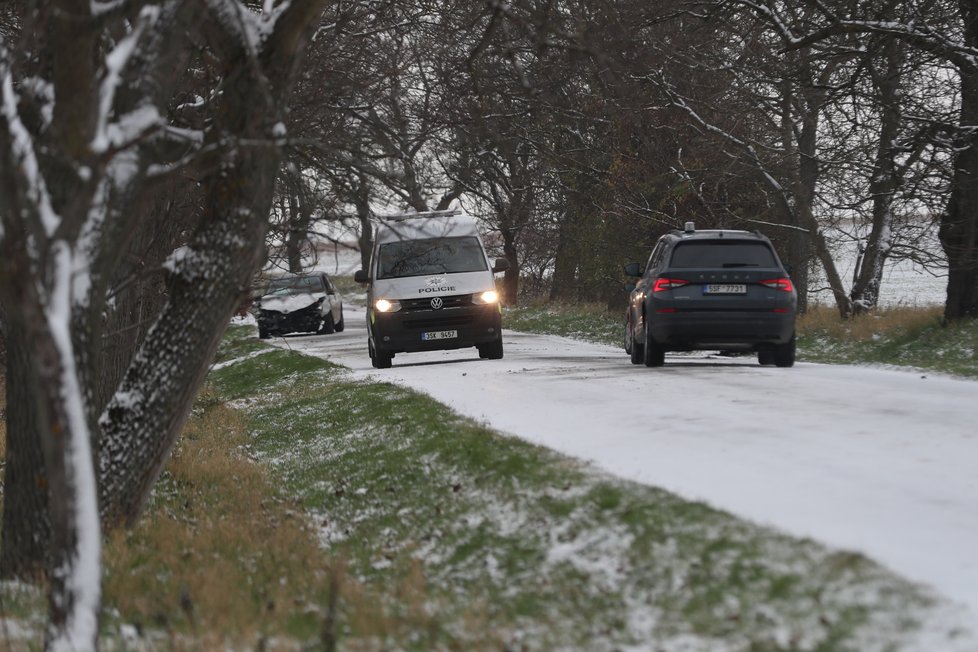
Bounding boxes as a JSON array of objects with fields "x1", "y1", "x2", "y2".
[{"x1": 272, "y1": 307, "x2": 978, "y2": 631}]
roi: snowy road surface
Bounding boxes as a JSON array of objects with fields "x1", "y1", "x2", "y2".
[{"x1": 270, "y1": 307, "x2": 978, "y2": 631}]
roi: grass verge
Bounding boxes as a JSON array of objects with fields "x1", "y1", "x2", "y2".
[{"x1": 504, "y1": 302, "x2": 978, "y2": 378}]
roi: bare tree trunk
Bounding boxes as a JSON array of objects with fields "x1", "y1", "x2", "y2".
[
  {"x1": 942, "y1": 21, "x2": 978, "y2": 320},
  {"x1": 852, "y1": 40, "x2": 903, "y2": 314},
  {"x1": 500, "y1": 226, "x2": 520, "y2": 305},
  {"x1": 0, "y1": 326, "x2": 50, "y2": 580},
  {"x1": 354, "y1": 176, "x2": 373, "y2": 271},
  {"x1": 550, "y1": 206, "x2": 581, "y2": 301},
  {"x1": 98, "y1": 1, "x2": 327, "y2": 526}
]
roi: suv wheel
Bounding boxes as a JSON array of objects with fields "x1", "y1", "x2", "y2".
[
  {"x1": 629, "y1": 334, "x2": 644, "y2": 365},
  {"x1": 643, "y1": 326, "x2": 665, "y2": 367},
  {"x1": 758, "y1": 348, "x2": 775, "y2": 366},
  {"x1": 774, "y1": 336, "x2": 796, "y2": 368}
]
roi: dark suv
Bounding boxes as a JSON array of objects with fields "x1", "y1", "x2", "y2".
[{"x1": 624, "y1": 223, "x2": 797, "y2": 367}]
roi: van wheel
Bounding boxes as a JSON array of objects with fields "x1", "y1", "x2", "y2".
[
  {"x1": 643, "y1": 327, "x2": 665, "y2": 367},
  {"x1": 370, "y1": 339, "x2": 393, "y2": 369},
  {"x1": 774, "y1": 336, "x2": 796, "y2": 368},
  {"x1": 334, "y1": 309, "x2": 345, "y2": 332},
  {"x1": 478, "y1": 339, "x2": 504, "y2": 360}
]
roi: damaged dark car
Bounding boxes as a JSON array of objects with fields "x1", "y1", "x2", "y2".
[{"x1": 253, "y1": 272, "x2": 344, "y2": 339}]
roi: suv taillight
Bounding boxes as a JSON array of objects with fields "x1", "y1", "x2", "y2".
[
  {"x1": 759, "y1": 278, "x2": 794, "y2": 292},
  {"x1": 652, "y1": 278, "x2": 689, "y2": 292}
]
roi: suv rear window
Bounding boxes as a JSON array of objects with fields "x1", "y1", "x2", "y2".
[{"x1": 669, "y1": 241, "x2": 777, "y2": 269}]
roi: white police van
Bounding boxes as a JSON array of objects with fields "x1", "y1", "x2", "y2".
[{"x1": 354, "y1": 210, "x2": 510, "y2": 368}]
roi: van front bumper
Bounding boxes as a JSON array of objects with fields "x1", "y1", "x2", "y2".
[{"x1": 370, "y1": 303, "x2": 502, "y2": 353}]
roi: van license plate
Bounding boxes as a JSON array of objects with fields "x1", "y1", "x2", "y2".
[
  {"x1": 704, "y1": 284, "x2": 747, "y2": 294},
  {"x1": 422, "y1": 330, "x2": 458, "y2": 341}
]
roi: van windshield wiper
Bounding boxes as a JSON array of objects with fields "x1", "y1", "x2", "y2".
[{"x1": 722, "y1": 263, "x2": 759, "y2": 268}]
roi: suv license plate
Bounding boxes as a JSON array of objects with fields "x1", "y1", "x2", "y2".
[
  {"x1": 704, "y1": 284, "x2": 747, "y2": 294},
  {"x1": 422, "y1": 330, "x2": 458, "y2": 341}
]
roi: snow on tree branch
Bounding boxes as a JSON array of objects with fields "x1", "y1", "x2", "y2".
[
  {"x1": 45, "y1": 241, "x2": 101, "y2": 652},
  {"x1": 92, "y1": 5, "x2": 162, "y2": 154},
  {"x1": 1, "y1": 69, "x2": 60, "y2": 238},
  {"x1": 204, "y1": 0, "x2": 292, "y2": 56}
]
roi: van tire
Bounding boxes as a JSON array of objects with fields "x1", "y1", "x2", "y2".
[
  {"x1": 334, "y1": 309, "x2": 345, "y2": 332},
  {"x1": 478, "y1": 339, "x2": 504, "y2": 360},
  {"x1": 370, "y1": 339, "x2": 393, "y2": 369}
]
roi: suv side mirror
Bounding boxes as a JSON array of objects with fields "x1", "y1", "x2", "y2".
[
  {"x1": 354, "y1": 269, "x2": 369, "y2": 283},
  {"x1": 623, "y1": 262, "x2": 642, "y2": 277},
  {"x1": 492, "y1": 258, "x2": 510, "y2": 273},
  {"x1": 624, "y1": 282, "x2": 636, "y2": 293}
]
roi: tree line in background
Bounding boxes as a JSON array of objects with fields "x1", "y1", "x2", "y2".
[
  {"x1": 271, "y1": 0, "x2": 974, "y2": 321},
  {"x1": 0, "y1": 0, "x2": 975, "y2": 647}
]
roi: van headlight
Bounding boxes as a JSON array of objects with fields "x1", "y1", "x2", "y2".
[
  {"x1": 472, "y1": 290, "x2": 499, "y2": 305},
  {"x1": 374, "y1": 298, "x2": 401, "y2": 313}
]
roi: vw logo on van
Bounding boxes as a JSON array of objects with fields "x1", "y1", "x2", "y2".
[{"x1": 430, "y1": 297, "x2": 444, "y2": 310}]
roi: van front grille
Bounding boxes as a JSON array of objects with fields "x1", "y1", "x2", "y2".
[{"x1": 401, "y1": 294, "x2": 472, "y2": 311}]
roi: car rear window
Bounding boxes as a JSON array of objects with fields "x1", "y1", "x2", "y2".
[{"x1": 669, "y1": 241, "x2": 778, "y2": 269}]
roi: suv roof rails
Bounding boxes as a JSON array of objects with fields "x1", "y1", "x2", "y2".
[{"x1": 383, "y1": 209, "x2": 464, "y2": 222}]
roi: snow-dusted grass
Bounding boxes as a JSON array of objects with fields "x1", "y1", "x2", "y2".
[
  {"x1": 202, "y1": 326, "x2": 967, "y2": 649},
  {"x1": 505, "y1": 301, "x2": 623, "y2": 347},
  {"x1": 798, "y1": 306, "x2": 978, "y2": 378}
]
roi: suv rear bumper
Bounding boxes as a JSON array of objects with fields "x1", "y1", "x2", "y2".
[
  {"x1": 649, "y1": 310, "x2": 794, "y2": 349},
  {"x1": 371, "y1": 304, "x2": 502, "y2": 353}
]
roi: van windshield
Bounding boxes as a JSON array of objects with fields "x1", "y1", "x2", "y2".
[{"x1": 377, "y1": 236, "x2": 488, "y2": 279}]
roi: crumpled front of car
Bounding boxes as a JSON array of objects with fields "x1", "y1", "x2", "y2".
[{"x1": 255, "y1": 293, "x2": 326, "y2": 335}]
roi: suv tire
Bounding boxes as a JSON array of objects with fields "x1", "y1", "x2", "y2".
[
  {"x1": 774, "y1": 336, "x2": 796, "y2": 368},
  {"x1": 758, "y1": 348, "x2": 775, "y2": 366},
  {"x1": 643, "y1": 326, "x2": 665, "y2": 367}
]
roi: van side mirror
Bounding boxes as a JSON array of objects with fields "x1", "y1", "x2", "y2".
[
  {"x1": 492, "y1": 258, "x2": 510, "y2": 273},
  {"x1": 624, "y1": 283, "x2": 636, "y2": 293},
  {"x1": 623, "y1": 262, "x2": 642, "y2": 277},
  {"x1": 354, "y1": 269, "x2": 369, "y2": 283}
]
